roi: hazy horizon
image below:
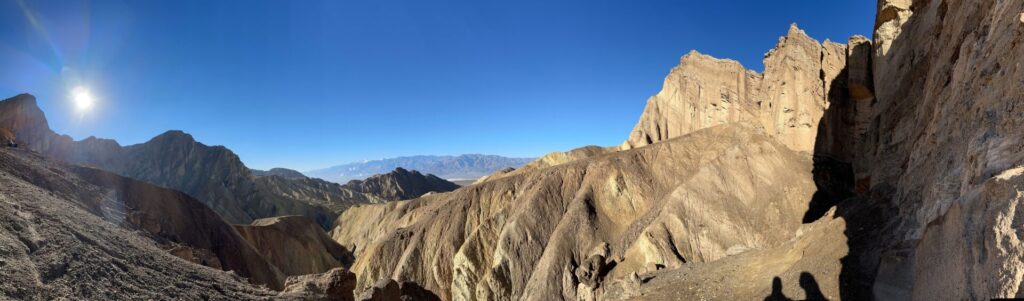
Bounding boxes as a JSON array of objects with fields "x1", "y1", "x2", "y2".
[{"x1": 0, "y1": 0, "x2": 873, "y2": 170}]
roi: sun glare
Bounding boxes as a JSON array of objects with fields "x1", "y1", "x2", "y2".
[{"x1": 71, "y1": 86, "x2": 94, "y2": 111}]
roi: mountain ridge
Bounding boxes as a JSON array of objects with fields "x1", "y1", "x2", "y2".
[
  {"x1": 306, "y1": 154, "x2": 534, "y2": 183},
  {"x1": 0, "y1": 94, "x2": 381, "y2": 228},
  {"x1": 341, "y1": 167, "x2": 460, "y2": 201}
]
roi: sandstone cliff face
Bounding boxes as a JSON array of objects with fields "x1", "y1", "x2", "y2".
[
  {"x1": 0, "y1": 147, "x2": 282, "y2": 297},
  {"x1": 331, "y1": 124, "x2": 819, "y2": 300},
  {"x1": 233, "y1": 216, "x2": 352, "y2": 277},
  {"x1": 621, "y1": 25, "x2": 866, "y2": 162},
  {"x1": 861, "y1": 0, "x2": 1024, "y2": 299},
  {"x1": 342, "y1": 168, "x2": 460, "y2": 201},
  {"x1": 0, "y1": 95, "x2": 380, "y2": 228}
]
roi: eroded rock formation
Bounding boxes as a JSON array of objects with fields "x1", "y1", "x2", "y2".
[
  {"x1": 331, "y1": 124, "x2": 819, "y2": 300},
  {"x1": 859, "y1": 0, "x2": 1024, "y2": 299},
  {"x1": 621, "y1": 24, "x2": 868, "y2": 163}
]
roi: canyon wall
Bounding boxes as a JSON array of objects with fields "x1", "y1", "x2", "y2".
[{"x1": 865, "y1": 0, "x2": 1024, "y2": 299}]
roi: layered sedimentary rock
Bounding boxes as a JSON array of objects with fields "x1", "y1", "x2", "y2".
[
  {"x1": 0, "y1": 147, "x2": 281, "y2": 298},
  {"x1": 331, "y1": 124, "x2": 819, "y2": 300},
  {"x1": 621, "y1": 24, "x2": 867, "y2": 163},
  {"x1": 342, "y1": 168, "x2": 460, "y2": 201},
  {"x1": 233, "y1": 216, "x2": 352, "y2": 276},
  {"x1": 860, "y1": 0, "x2": 1024, "y2": 299},
  {"x1": 0, "y1": 95, "x2": 381, "y2": 228}
]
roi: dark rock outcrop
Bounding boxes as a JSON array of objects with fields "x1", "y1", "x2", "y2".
[
  {"x1": 253, "y1": 168, "x2": 308, "y2": 180},
  {"x1": 342, "y1": 168, "x2": 460, "y2": 201}
]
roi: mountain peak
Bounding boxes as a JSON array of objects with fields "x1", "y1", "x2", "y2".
[{"x1": 342, "y1": 168, "x2": 459, "y2": 201}]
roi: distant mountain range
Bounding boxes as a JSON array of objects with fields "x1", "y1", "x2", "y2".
[{"x1": 306, "y1": 154, "x2": 534, "y2": 183}]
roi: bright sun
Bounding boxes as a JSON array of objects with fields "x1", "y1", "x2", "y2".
[{"x1": 71, "y1": 86, "x2": 94, "y2": 111}]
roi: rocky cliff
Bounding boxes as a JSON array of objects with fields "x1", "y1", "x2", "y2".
[
  {"x1": 342, "y1": 168, "x2": 460, "y2": 201},
  {"x1": 0, "y1": 95, "x2": 381, "y2": 228},
  {"x1": 621, "y1": 24, "x2": 869, "y2": 164},
  {"x1": 858, "y1": 0, "x2": 1024, "y2": 299}
]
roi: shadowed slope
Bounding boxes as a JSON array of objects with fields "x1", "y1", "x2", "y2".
[
  {"x1": 0, "y1": 147, "x2": 282, "y2": 298},
  {"x1": 0, "y1": 94, "x2": 380, "y2": 228}
]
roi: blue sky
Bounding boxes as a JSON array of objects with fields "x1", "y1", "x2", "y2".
[{"x1": 0, "y1": 0, "x2": 874, "y2": 171}]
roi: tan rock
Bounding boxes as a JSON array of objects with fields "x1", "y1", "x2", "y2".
[
  {"x1": 280, "y1": 268, "x2": 357, "y2": 301},
  {"x1": 864, "y1": 0, "x2": 1024, "y2": 299},
  {"x1": 331, "y1": 124, "x2": 818, "y2": 300},
  {"x1": 621, "y1": 24, "x2": 864, "y2": 159},
  {"x1": 357, "y1": 279, "x2": 400, "y2": 301},
  {"x1": 233, "y1": 215, "x2": 352, "y2": 276}
]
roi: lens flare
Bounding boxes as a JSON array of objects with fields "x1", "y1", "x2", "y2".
[{"x1": 72, "y1": 86, "x2": 94, "y2": 111}]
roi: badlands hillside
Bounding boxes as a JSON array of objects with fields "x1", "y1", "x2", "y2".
[
  {"x1": 0, "y1": 0, "x2": 1022, "y2": 300},
  {"x1": 329, "y1": 0, "x2": 1024, "y2": 300}
]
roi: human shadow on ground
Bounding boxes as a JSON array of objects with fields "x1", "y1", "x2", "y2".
[{"x1": 763, "y1": 273, "x2": 828, "y2": 301}]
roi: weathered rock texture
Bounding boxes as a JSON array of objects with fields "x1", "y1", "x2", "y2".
[
  {"x1": 0, "y1": 147, "x2": 279, "y2": 299},
  {"x1": 0, "y1": 95, "x2": 381, "y2": 228},
  {"x1": 859, "y1": 0, "x2": 1024, "y2": 299},
  {"x1": 342, "y1": 168, "x2": 460, "y2": 201},
  {"x1": 233, "y1": 216, "x2": 352, "y2": 277},
  {"x1": 279, "y1": 267, "x2": 357, "y2": 301},
  {"x1": 328, "y1": 24, "x2": 884, "y2": 300},
  {"x1": 621, "y1": 24, "x2": 868, "y2": 163},
  {"x1": 331, "y1": 124, "x2": 820, "y2": 300}
]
